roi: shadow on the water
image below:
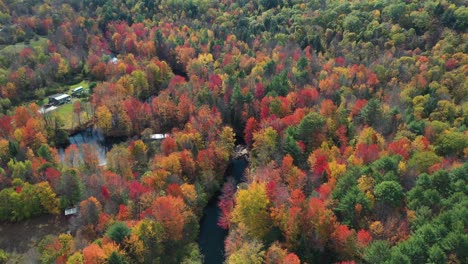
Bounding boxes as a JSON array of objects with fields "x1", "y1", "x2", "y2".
[
  {"x1": 198, "y1": 158, "x2": 248, "y2": 264},
  {"x1": 58, "y1": 128, "x2": 126, "y2": 166}
]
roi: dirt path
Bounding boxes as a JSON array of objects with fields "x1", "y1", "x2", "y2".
[{"x1": 0, "y1": 214, "x2": 69, "y2": 263}]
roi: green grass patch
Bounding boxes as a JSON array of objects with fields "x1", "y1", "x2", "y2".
[
  {"x1": 70, "y1": 80, "x2": 89, "y2": 89},
  {"x1": 68, "y1": 80, "x2": 89, "y2": 93},
  {"x1": 0, "y1": 36, "x2": 47, "y2": 55},
  {"x1": 56, "y1": 102, "x2": 73, "y2": 116},
  {"x1": 0, "y1": 42, "x2": 26, "y2": 54},
  {"x1": 56, "y1": 103, "x2": 73, "y2": 130},
  {"x1": 29, "y1": 37, "x2": 47, "y2": 50},
  {"x1": 53, "y1": 99, "x2": 92, "y2": 131}
]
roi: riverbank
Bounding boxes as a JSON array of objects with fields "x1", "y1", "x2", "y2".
[
  {"x1": 65, "y1": 119, "x2": 93, "y2": 136},
  {"x1": 198, "y1": 157, "x2": 248, "y2": 264}
]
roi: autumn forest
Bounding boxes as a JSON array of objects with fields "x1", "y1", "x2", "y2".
[{"x1": 0, "y1": 0, "x2": 467, "y2": 263}]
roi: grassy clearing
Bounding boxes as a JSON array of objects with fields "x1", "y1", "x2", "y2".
[
  {"x1": 69, "y1": 80, "x2": 89, "y2": 92},
  {"x1": 53, "y1": 99, "x2": 92, "y2": 131},
  {"x1": 29, "y1": 37, "x2": 47, "y2": 49},
  {"x1": 56, "y1": 102, "x2": 73, "y2": 116},
  {"x1": 55, "y1": 103, "x2": 73, "y2": 130},
  {"x1": 41, "y1": 80, "x2": 92, "y2": 131},
  {"x1": 0, "y1": 36, "x2": 47, "y2": 55}
]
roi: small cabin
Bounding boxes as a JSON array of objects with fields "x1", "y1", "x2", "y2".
[
  {"x1": 149, "y1": 133, "x2": 169, "y2": 140},
  {"x1": 48, "y1": 93, "x2": 71, "y2": 105},
  {"x1": 64, "y1": 207, "x2": 78, "y2": 216},
  {"x1": 72, "y1": 86, "x2": 84, "y2": 97}
]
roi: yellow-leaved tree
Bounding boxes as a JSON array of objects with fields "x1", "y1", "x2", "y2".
[
  {"x1": 95, "y1": 105, "x2": 112, "y2": 135},
  {"x1": 231, "y1": 182, "x2": 271, "y2": 240}
]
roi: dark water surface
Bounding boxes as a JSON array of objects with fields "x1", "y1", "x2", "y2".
[
  {"x1": 58, "y1": 128, "x2": 122, "y2": 166},
  {"x1": 198, "y1": 158, "x2": 247, "y2": 264}
]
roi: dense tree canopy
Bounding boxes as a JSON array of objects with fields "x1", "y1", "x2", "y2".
[{"x1": 0, "y1": 0, "x2": 466, "y2": 263}]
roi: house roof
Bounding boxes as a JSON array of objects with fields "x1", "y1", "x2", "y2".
[
  {"x1": 64, "y1": 207, "x2": 78, "y2": 216},
  {"x1": 150, "y1": 133, "x2": 169, "y2": 140},
  {"x1": 49, "y1": 93, "x2": 70, "y2": 100}
]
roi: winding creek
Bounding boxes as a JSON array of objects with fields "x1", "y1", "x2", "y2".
[
  {"x1": 198, "y1": 158, "x2": 248, "y2": 264},
  {"x1": 60, "y1": 129, "x2": 248, "y2": 263}
]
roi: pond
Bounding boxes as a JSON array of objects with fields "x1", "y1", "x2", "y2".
[
  {"x1": 57, "y1": 128, "x2": 115, "y2": 166},
  {"x1": 198, "y1": 158, "x2": 248, "y2": 264}
]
